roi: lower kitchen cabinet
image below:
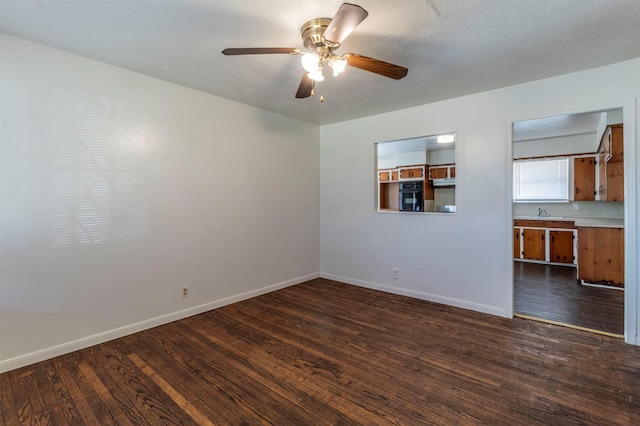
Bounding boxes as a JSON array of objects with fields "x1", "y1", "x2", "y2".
[
  {"x1": 549, "y1": 230, "x2": 575, "y2": 264},
  {"x1": 513, "y1": 228, "x2": 521, "y2": 259},
  {"x1": 379, "y1": 182, "x2": 399, "y2": 210},
  {"x1": 522, "y1": 228, "x2": 545, "y2": 260},
  {"x1": 577, "y1": 226, "x2": 624, "y2": 287},
  {"x1": 514, "y1": 221, "x2": 577, "y2": 265}
]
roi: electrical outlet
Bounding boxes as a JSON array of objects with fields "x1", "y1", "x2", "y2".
[
  {"x1": 181, "y1": 286, "x2": 189, "y2": 298},
  {"x1": 573, "y1": 203, "x2": 580, "y2": 210},
  {"x1": 392, "y1": 268, "x2": 399, "y2": 280}
]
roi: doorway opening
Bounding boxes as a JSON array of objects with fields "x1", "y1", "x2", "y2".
[{"x1": 511, "y1": 108, "x2": 625, "y2": 337}]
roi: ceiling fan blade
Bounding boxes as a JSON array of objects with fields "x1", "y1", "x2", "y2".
[
  {"x1": 222, "y1": 48, "x2": 299, "y2": 55},
  {"x1": 346, "y1": 54, "x2": 408, "y2": 80},
  {"x1": 295, "y1": 73, "x2": 315, "y2": 98},
  {"x1": 322, "y1": 3, "x2": 368, "y2": 45}
]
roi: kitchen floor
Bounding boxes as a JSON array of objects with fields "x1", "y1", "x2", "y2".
[{"x1": 514, "y1": 261, "x2": 624, "y2": 335}]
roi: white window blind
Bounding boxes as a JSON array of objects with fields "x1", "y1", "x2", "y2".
[{"x1": 513, "y1": 158, "x2": 569, "y2": 202}]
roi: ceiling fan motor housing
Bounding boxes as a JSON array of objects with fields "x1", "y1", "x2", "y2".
[{"x1": 301, "y1": 18, "x2": 336, "y2": 51}]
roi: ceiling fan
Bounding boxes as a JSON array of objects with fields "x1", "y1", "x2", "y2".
[{"x1": 222, "y1": 3, "x2": 408, "y2": 100}]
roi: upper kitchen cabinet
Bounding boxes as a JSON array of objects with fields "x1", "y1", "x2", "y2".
[
  {"x1": 573, "y1": 156, "x2": 596, "y2": 201},
  {"x1": 399, "y1": 165, "x2": 425, "y2": 180},
  {"x1": 378, "y1": 169, "x2": 398, "y2": 182},
  {"x1": 376, "y1": 132, "x2": 456, "y2": 213},
  {"x1": 596, "y1": 124, "x2": 624, "y2": 202}
]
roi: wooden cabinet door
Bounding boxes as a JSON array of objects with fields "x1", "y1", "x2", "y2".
[
  {"x1": 522, "y1": 228, "x2": 545, "y2": 260},
  {"x1": 391, "y1": 170, "x2": 399, "y2": 181},
  {"x1": 400, "y1": 167, "x2": 424, "y2": 179},
  {"x1": 429, "y1": 167, "x2": 448, "y2": 179},
  {"x1": 606, "y1": 161, "x2": 624, "y2": 201},
  {"x1": 597, "y1": 151, "x2": 607, "y2": 200},
  {"x1": 609, "y1": 125, "x2": 624, "y2": 159},
  {"x1": 379, "y1": 171, "x2": 390, "y2": 182},
  {"x1": 577, "y1": 227, "x2": 624, "y2": 286},
  {"x1": 549, "y1": 230, "x2": 574, "y2": 264},
  {"x1": 513, "y1": 228, "x2": 522, "y2": 259},
  {"x1": 573, "y1": 157, "x2": 595, "y2": 201},
  {"x1": 450, "y1": 167, "x2": 456, "y2": 178}
]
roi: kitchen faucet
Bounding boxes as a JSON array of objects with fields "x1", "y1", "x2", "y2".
[{"x1": 537, "y1": 208, "x2": 548, "y2": 217}]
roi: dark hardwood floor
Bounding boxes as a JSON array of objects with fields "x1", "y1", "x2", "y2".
[
  {"x1": 2, "y1": 278, "x2": 639, "y2": 425},
  {"x1": 514, "y1": 261, "x2": 625, "y2": 335}
]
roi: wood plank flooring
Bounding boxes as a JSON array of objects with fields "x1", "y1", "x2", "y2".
[
  {"x1": 2, "y1": 278, "x2": 639, "y2": 425},
  {"x1": 514, "y1": 261, "x2": 624, "y2": 335}
]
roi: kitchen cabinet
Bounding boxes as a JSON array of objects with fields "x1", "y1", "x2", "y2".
[
  {"x1": 514, "y1": 220, "x2": 577, "y2": 265},
  {"x1": 379, "y1": 182, "x2": 399, "y2": 210},
  {"x1": 429, "y1": 165, "x2": 455, "y2": 180},
  {"x1": 577, "y1": 226, "x2": 624, "y2": 287},
  {"x1": 424, "y1": 178, "x2": 434, "y2": 201},
  {"x1": 549, "y1": 230, "x2": 575, "y2": 264},
  {"x1": 596, "y1": 124, "x2": 624, "y2": 202},
  {"x1": 513, "y1": 228, "x2": 521, "y2": 259},
  {"x1": 605, "y1": 161, "x2": 624, "y2": 201},
  {"x1": 521, "y1": 228, "x2": 545, "y2": 260},
  {"x1": 573, "y1": 157, "x2": 596, "y2": 201},
  {"x1": 398, "y1": 165, "x2": 425, "y2": 180},
  {"x1": 378, "y1": 169, "x2": 398, "y2": 182}
]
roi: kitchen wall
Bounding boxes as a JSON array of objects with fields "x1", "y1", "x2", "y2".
[
  {"x1": 0, "y1": 35, "x2": 320, "y2": 371},
  {"x1": 513, "y1": 201, "x2": 624, "y2": 219},
  {"x1": 514, "y1": 133, "x2": 595, "y2": 158},
  {"x1": 428, "y1": 149, "x2": 455, "y2": 165},
  {"x1": 320, "y1": 59, "x2": 639, "y2": 344},
  {"x1": 378, "y1": 150, "x2": 426, "y2": 169}
]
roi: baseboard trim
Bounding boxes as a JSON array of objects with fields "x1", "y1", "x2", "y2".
[
  {"x1": 0, "y1": 273, "x2": 319, "y2": 373},
  {"x1": 319, "y1": 273, "x2": 506, "y2": 318}
]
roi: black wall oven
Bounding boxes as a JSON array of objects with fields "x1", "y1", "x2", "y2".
[{"x1": 399, "y1": 182, "x2": 423, "y2": 211}]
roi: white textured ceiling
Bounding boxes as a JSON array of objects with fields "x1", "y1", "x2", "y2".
[
  {"x1": 1, "y1": 0, "x2": 639, "y2": 125},
  {"x1": 513, "y1": 112, "x2": 606, "y2": 141}
]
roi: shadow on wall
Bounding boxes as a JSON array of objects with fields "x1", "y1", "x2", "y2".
[{"x1": 1, "y1": 85, "x2": 149, "y2": 250}]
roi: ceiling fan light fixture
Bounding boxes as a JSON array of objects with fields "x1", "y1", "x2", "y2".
[
  {"x1": 301, "y1": 53, "x2": 321, "y2": 72},
  {"x1": 308, "y1": 69, "x2": 325, "y2": 82},
  {"x1": 329, "y1": 55, "x2": 347, "y2": 76}
]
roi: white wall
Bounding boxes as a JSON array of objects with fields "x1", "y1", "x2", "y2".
[
  {"x1": 0, "y1": 35, "x2": 320, "y2": 371},
  {"x1": 378, "y1": 150, "x2": 427, "y2": 169},
  {"x1": 428, "y1": 149, "x2": 455, "y2": 165},
  {"x1": 320, "y1": 59, "x2": 639, "y2": 343},
  {"x1": 513, "y1": 133, "x2": 595, "y2": 158}
]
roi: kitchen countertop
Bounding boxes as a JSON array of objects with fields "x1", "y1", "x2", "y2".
[
  {"x1": 514, "y1": 216, "x2": 624, "y2": 228},
  {"x1": 573, "y1": 218, "x2": 624, "y2": 228}
]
